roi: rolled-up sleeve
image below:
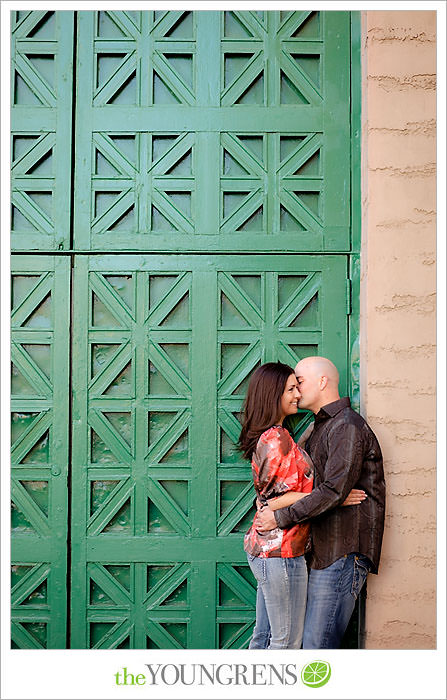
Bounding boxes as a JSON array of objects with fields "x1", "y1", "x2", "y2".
[{"x1": 274, "y1": 422, "x2": 364, "y2": 528}]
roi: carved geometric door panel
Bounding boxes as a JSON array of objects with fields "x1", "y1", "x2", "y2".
[
  {"x1": 11, "y1": 11, "x2": 74, "y2": 251},
  {"x1": 11, "y1": 256, "x2": 70, "y2": 648},
  {"x1": 11, "y1": 9, "x2": 358, "y2": 650},
  {"x1": 74, "y1": 10, "x2": 351, "y2": 252},
  {"x1": 70, "y1": 254, "x2": 348, "y2": 648}
]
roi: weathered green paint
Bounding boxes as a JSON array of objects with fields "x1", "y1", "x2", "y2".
[
  {"x1": 350, "y1": 11, "x2": 362, "y2": 257},
  {"x1": 11, "y1": 256, "x2": 70, "y2": 648},
  {"x1": 349, "y1": 12, "x2": 362, "y2": 410},
  {"x1": 70, "y1": 255, "x2": 348, "y2": 648},
  {"x1": 73, "y1": 10, "x2": 351, "y2": 252},
  {"x1": 11, "y1": 11, "x2": 74, "y2": 251},
  {"x1": 11, "y1": 9, "x2": 360, "y2": 649}
]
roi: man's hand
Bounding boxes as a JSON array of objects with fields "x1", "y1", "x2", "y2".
[{"x1": 254, "y1": 506, "x2": 277, "y2": 533}]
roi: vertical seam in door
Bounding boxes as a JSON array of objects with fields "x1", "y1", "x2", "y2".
[{"x1": 66, "y1": 9, "x2": 78, "y2": 649}]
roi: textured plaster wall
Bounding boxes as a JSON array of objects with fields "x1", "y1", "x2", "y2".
[{"x1": 360, "y1": 11, "x2": 436, "y2": 649}]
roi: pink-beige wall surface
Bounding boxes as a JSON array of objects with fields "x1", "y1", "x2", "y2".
[{"x1": 360, "y1": 11, "x2": 436, "y2": 648}]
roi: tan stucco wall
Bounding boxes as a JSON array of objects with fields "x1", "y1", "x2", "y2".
[{"x1": 361, "y1": 11, "x2": 437, "y2": 649}]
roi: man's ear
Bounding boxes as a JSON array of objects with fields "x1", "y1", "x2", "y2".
[{"x1": 319, "y1": 375, "x2": 328, "y2": 390}]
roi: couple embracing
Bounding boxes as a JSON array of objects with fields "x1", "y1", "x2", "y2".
[{"x1": 238, "y1": 357, "x2": 386, "y2": 650}]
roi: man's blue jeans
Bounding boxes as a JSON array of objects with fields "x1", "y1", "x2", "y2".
[
  {"x1": 302, "y1": 553, "x2": 371, "y2": 649},
  {"x1": 247, "y1": 554, "x2": 308, "y2": 649}
]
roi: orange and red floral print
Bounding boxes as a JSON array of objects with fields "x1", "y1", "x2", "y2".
[{"x1": 244, "y1": 425, "x2": 313, "y2": 558}]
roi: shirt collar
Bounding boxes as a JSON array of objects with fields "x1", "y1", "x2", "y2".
[{"x1": 315, "y1": 396, "x2": 351, "y2": 421}]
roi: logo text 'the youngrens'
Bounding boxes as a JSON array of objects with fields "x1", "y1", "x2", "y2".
[{"x1": 114, "y1": 664, "x2": 301, "y2": 686}]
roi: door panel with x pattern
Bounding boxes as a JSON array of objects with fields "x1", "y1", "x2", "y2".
[
  {"x1": 11, "y1": 256, "x2": 70, "y2": 648},
  {"x1": 74, "y1": 10, "x2": 350, "y2": 251},
  {"x1": 11, "y1": 11, "x2": 74, "y2": 251},
  {"x1": 71, "y1": 254, "x2": 348, "y2": 648},
  {"x1": 11, "y1": 9, "x2": 355, "y2": 650}
]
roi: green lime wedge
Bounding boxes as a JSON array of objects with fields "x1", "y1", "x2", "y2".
[{"x1": 301, "y1": 660, "x2": 331, "y2": 688}]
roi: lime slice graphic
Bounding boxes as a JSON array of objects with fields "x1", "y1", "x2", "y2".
[{"x1": 301, "y1": 660, "x2": 331, "y2": 688}]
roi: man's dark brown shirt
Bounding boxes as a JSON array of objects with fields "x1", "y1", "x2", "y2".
[{"x1": 274, "y1": 398, "x2": 386, "y2": 573}]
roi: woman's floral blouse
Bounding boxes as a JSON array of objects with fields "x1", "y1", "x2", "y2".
[{"x1": 244, "y1": 425, "x2": 313, "y2": 558}]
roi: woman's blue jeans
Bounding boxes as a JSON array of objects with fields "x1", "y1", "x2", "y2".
[
  {"x1": 302, "y1": 553, "x2": 371, "y2": 649},
  {"x1": 246, "y1": 553, "x2": 308, "y2": 649}
]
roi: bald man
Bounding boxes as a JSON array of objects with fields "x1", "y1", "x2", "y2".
[{"x1": 256, "y1": 356, "x2": 385, "y2": 649}]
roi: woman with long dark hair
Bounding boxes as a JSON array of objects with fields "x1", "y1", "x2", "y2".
[
  {"x1": 239, "y1": 362, "x2": 312, "y2": 649},
  {"x1": 239, "y1": 362, "x2": 361, "y2": 649}
]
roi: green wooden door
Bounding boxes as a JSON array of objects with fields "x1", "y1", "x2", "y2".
[
  {"x1": 11, "y1": 9, "x2": 356, "y2": 649},
  {"x1": 69, "y1": 9, "x2": 352, "y2": 648},
  {"x1": 10, "y1": 9, "x2": 74, "y2": 649},
  {"x1": 11, "y1": 256, "x2": 70, "y2": 648},
  {"x1": 70, "y1": 255, "x2": 348, "y2": 648},
  {"x1": 11, "y1": 11, "x2": 74, "y2": 251},
  {"x1": 73, "y1": 10, "x2": 350, "y2": 252}
]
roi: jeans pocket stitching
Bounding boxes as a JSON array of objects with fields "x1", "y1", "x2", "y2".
[
  {"x1": 357, "y1": 559, "x2": 370, "y2": 575},
  {"x1": 351, "y1": 566, "x2": 359, "y2": 599},
  {"x1": 351, "y1": 557, "x2": 369, "y2": 599}
]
